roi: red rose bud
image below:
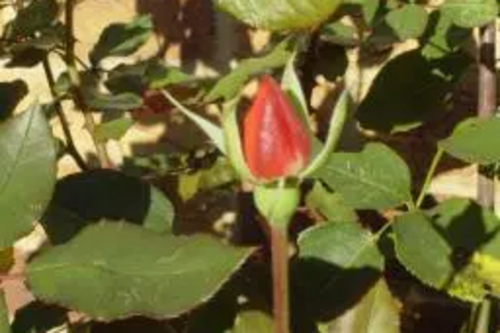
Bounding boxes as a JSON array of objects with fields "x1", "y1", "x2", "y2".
[{"x1": 243, "y1": 75, "x2": 311, "y2": 180}]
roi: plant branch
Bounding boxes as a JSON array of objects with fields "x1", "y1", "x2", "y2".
[
  {"x1": 270, "y1": 225, "x2": 291, "y2": 333},
  {"x1": 54, "y1": 48, "x2": 90, "y2": 70},
  {"x1": 42, "y1": 57, "x2": 89, "y2": 171},
  {"x1": 472, "y1": 22, "x2": 497, "y2": 333},
  {"x1": 477, "y1": 23, "x2": 496, "y2": 208},
  {"x1": 64, "y1": 0, "x2": 112, "y2": 168}
]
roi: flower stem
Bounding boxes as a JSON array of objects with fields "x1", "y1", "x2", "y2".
[
  {"x1": 64, "y1": 0, "x2": 113, "y2": 168},
  {"x1": 270, "y1": 225, "x2": 291, "y2": 333},
  {"x1": 42, "y1": 57, "x2": 89, "y2": 171}
]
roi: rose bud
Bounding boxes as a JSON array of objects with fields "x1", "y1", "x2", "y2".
[{"x1": 243, "y1": 75, "x2": 311, "y2": 180}]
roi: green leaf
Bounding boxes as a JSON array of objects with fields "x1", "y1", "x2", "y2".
[
  {"x1": 27, "y1": 222, "x2": 254, "y2": 320},
  {"x1": 146, "y1": 63, "x2": 194, "y2": 90},
  {"x1": 0, "y1": 292, "x2": 10, "y2": 333},
  {"x1": 4, "y1": 47, "x2": 47, "y2": 68},
  {"x1": 343, "y1": 0, "x2": 381, "y2": 25},
  {"x1": 162, "y1": 90, "x2": 226, "y2": 154},
  {"x1": 215, "y1": 0, "x2": 342, "y2": 31},
  {"x1": 82, "y1": 88, "x2": 143, "y2": 112},
  {"x1": 105, "y1": 60, "x2": 194, "y2": 94},
  {"x1": 316, "y1": 143, "x2": 412, "y2": 210},
  {"x1": 420, "y1": 12, "x2": 471, "y2": 60},
  {"x1": 305, "y1": 182, "x2": 357, "y2": 223},
  {"x1": 41, "y1": 169, "x2": 174, "y2": 244},
  {"x1": 5, "y1": 0, "x2": 59, "y2": 39},
  {"x1": 357, "y1": 49, "x2": 471, "y2": 133},
  {"x1": 94, "y1": 117, "x2": 134, "y2": 142},
  {"x1": 468, "y1": 253, "x2": 500, "y2": 300},
  {"x1": 196, "y1": 158, "x2": 238, "y2": 193},
  {"x1": 204, "y1": 39, "x2": 294, "y2": 103},
  {"x1": 428, "y1": 199, "x2": 500, "y2": 301},
  {"x1": 177, "y1": 158, "x2": 238, "y2": 201},
  {"x1": 326, "y1": 280, "x2": 400, "y2": 333},
  {"x1": 296, "y1": 221, "x2": 383, "y2": 319},
  {"x1": 321, "y1": 22, "x2": 359, "y2": 46},
  {"x1": 6, "y1": 23, "x2": 64, "y2": 53},
  {"x1": 53, "y1": 72, "x2": 71, "y2": 97},
  {"x1": 0, "y1": 105, "x2": 57, "y2": 249},
  {"x1": 439, "y1": 117, "x2": 500, "y2": 165},
  {"x1": 301, "y1": 90, "x2": 350, "y2": 178},
  {"x1": 441, "y1": 0, "x2": 498, "y2": 28},
  {"x1": 429, "y1": 198, "x2": 500, "y2": 253},
  {"x1": 233, "y1": 310, "x2": 273, "y2": 333},
  {"x1": 393, "y1": 209, "x2": 494, "y2": 303},
  {"x1": 79, "y1": 71, "x2": 143, "y2": 112},
  {"x1": 2, "y1": 23, "x2": 64, "y2": 69},
  {"x1": 385, "y1": 4, "x2": 428, "y2": 41},
  {"x1": 393, "y1": 212, "x2": 454, "y2": 289},
  {"x1": 184, "y1": 285, "x2": 238, "y2": 333},
  {"x1": 105, "y1": 61, "x2": 151, "y2": 94},
  {"x1": 178, "y1": 173, "x2": 202, "y2": 202},
  {"x1": 90, "y1": 15, "x2": 153, "y2": 65},
  {"x1": 298, "y1": 221, "x2": 383, "y2": 273},
  {"x1": 361, "y1": 0, "x2": 380, "y2": 26},
  {"x1": 0, "y1": 80, "x2": 28, "y2": 122}
]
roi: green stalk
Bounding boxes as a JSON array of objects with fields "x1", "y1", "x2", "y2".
[
  {"x1": 254, "y1": 185, "x2": 298, "y2": 333},
  {"x1": 270, "y1": 225, "x2": 291, "y2": 333},
  {"x1": 474, "y1": 300, "x2": 492, "y2": 333},
  {"x1": 416, "y1": 147, "x2": 444, "y2": 208}
]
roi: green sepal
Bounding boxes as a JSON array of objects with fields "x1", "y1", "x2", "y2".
[
  {"x1": 254, "y1": 184, "x2": 300, "y2": 228},
  {"x1": 280, "y1": 55, "x2": 341, "y2": 175},
  {"x1": 221, "y1": 98, "x2": 255, "y2": 181},
  {"x1": 161, "y1": 89, "x2": 226, "y2": 154},
  {"x1": 281, "y1": 53, "x2": 311, "y2": 128},
  {"x1": 301, "y1": 89, "x2": 350, "y2": 178}
]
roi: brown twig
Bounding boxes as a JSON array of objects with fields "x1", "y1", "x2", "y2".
[
  {"x1": 473, "y1": 22, "x2": 497, "y2": 333},
  {"x1": 477, "y1": 23, "x2": 496, "y2": 208},
  {"x1": 64, "y1": 0, "x2": 113, "y2": 168},
  {"x1": 42, "y1": 58, "x2": 89, "y2": 171}
]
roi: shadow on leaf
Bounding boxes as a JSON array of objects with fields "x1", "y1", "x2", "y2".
[
  {"x1": 356, "y1": 49, "x2": 471, "y2": 133},
  {"x1": 91, "y1": 317, "x2": 175, "y2": 333},
  {"x1": 292, "y1": 258, "x2": 381, "y2": 326},
  {"x1": 11, "y1": 301, "x2": 66, "y2": 333},
  {"x1": 431, "y1": 198, "x2": 500, "y2": 272},
  {"x1": 0, "y1": 80, "x2": 28, "y2": 122},
  {"x1": 41, "y1": 169, "x2": 173, "y2": 244}
]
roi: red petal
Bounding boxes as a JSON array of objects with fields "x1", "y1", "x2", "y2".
[{"x1": 243, "y1": 75, "x2": 311, "y2": 180}]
